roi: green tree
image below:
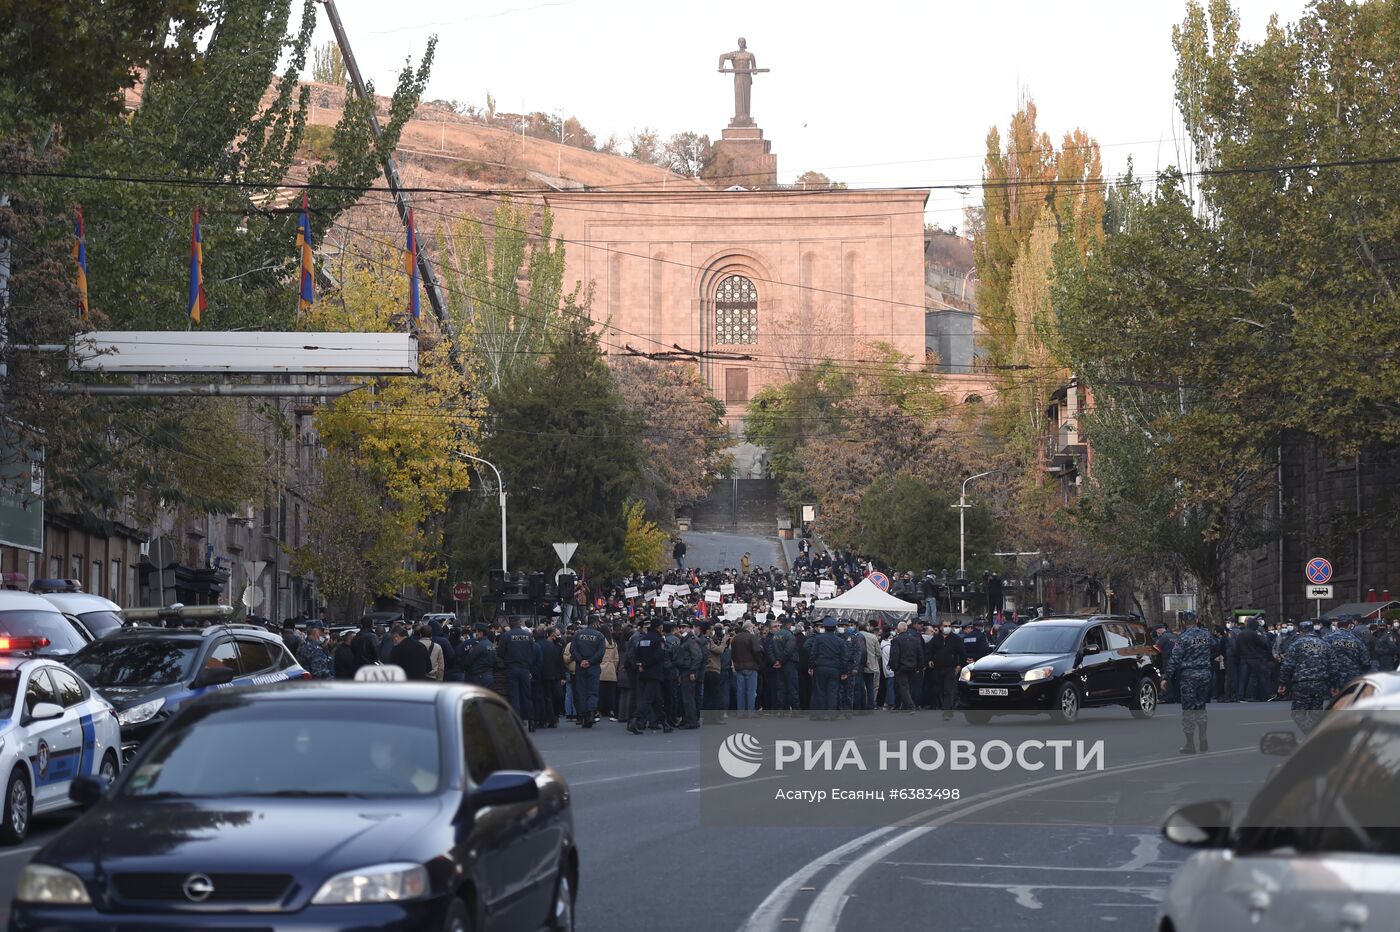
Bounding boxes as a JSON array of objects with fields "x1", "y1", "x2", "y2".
[
  {"x1": 856, "y1": 475, "x2": 999, "y2": 574},
  {"x1": 311, "y1": 40, "x2": 347, "y2": 85},
  {"x1": 440, "y1": 198, "x2": 580, "y2": 391},
  {"x1": 623, "y1": 499, "x2": 668, "y2": 573},
  {"x1": 449, "y1": 320, "x2": 642, "y2": 584}
]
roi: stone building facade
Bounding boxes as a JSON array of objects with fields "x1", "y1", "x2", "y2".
[
  {"x1": 543, "y1": 188, "x2": 930, "y2": 414},
  {"x1": 1228, "y1": 440, "x2": 1400, "y2": 620}
]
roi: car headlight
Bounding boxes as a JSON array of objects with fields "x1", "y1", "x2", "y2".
[
  {"x1": 311, "y1": 863, "x2": 428, "y2": 905},
  {"x1": 959, "y1": 666, "x2": 973, "y2": 682},
  {"x1": 117, "y1": 698, "x2": 165, "y2": 727},
  {"x1": 1023, "y1": 666, "x2": 1055, "y2": 683},
  {"x1": 15, "y1": 864, "x2": 91, "y2": 905}
]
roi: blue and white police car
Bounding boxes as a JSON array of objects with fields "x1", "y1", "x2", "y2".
[{"x1": 0, "y1": 639, "x2": 121, "y2": 844}]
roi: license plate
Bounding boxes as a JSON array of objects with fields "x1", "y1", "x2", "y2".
[{"x1": 978, "y1": 688, "x2": 1009, "y2": 696}]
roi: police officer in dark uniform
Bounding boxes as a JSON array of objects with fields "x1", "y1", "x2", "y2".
[
  {"x1": 570, "y1": 615, "x2": 607, "y2": 728},
  {"x1": 672, "y1": 620, "x2": 705, "y2": 729},
  {"x1": 629, "y1": 618, "x2": 673, "y2": 735},
  {"x1": 1163, "y1": 615, "x2": 1213, "y2": 753},
  {"x1": 770, "y1": 618, "x2": 798, "y2": 713},
  {"x1": 501, "y1": 617, "x2": 536, "y2": 731},
  {"x1": 807, "y1": 617, "x2": 848, "y2": 719},
  {"x1": 460, "y1": 623, "x2": 497, "y2": 688},
  {"x1": 1278, "y1": 620, "x2": 1337, "y2": 733},
  {"x1": 1323, "y1": 620, "x2": 1371, "y2": 686}
]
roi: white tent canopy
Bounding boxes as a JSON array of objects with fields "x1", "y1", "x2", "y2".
[{"x1": 813, "y1": 578, "x2": 918, "y2": 622}]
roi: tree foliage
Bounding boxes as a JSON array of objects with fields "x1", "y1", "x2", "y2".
[
  {"x1": 449, "y1": 320, "x2": 642, "y2": 585},
  {"x1": 311, "y1": 40, "x2": 347, "y2": 86},
  {"x1": 293, "y1": 254, "x2": 479, "y2": 608},
  {"x1": 612, "y1": 359, "x2": 730, "y2": 514},
  {"x1": 623, "y1": 499, "x2": 668, "y2": 573},
  {"x1": 857, "y1": 475, "x2": 999, "y2": 574}
]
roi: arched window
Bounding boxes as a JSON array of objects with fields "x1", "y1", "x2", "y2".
[{"x1": 715, "y1": 274, "x2": 758, "y2": 345}]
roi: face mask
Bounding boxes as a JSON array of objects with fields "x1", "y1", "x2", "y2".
[
  {"x1": 836, "y1": 627, "x2": 846, "y2": 635},
  {"x1": 942, "y1": 627, "x2": 951, "y2": 634}
]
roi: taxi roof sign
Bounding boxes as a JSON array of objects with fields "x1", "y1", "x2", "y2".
[{"x1": 354, "y1": 664, "x2": 407, "y2": 683}]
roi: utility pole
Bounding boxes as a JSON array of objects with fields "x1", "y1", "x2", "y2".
[{"x1": 317, "y1": 0, "x2": 450, "y2": 332}]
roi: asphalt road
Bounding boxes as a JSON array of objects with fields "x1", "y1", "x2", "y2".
[
  {"x1": 681, "y1": 531, "x2": 784, "y2": 573},
  {"x1": 0, "y1": 705, "x2": 1291, "y2": 930}
]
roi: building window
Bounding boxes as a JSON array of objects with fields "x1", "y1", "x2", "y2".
[
  {"x1": 91, "y1": 560, "x2": 102, "y2": 597},
  {"x1": 49, "y1": 556, "x2": 60, "y2": 579},
  {"x1": 715, "y1": 275, "x2": 758, "y2": 345},
  {"x1": 110, "y1": 560, "x2": 120, "y2": 603}
]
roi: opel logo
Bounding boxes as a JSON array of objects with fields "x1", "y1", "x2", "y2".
[{"x1": 182, "y1": 874, "x2": 215, "y2": 902}]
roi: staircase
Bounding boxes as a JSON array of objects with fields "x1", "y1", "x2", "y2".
[{"x1": 687, "y1": 477, "x2": 781, "y2": 535}]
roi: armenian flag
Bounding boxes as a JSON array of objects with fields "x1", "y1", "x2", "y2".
[
  {"x1": 188, "y1": 207, "x2": 206, "y2": 325},
  {"x1": 405, "y1": 208, "x2": 420, "y2": 321},
  {"x1": 72, "y1": 208, "x2": 89, "y2": 322},
  {"x1": 296, "y1": 194, "x2": 315, "y2": 313}
]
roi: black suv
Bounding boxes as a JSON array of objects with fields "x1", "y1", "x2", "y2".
[
  {"x1": 957, "y1": 615, "x2": 1161, "y2": 724},
  {"x1": 67, "y1": 623, "x2": 308, "y2": 759}
]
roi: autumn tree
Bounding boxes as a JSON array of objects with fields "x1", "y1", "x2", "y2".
[
  {"x1": 612, "y1": 359, "x2": 731, "y2": 515},
  {"x1": 623, "y1": 500, "x2": 668, "y2": 573},
  {"x1": 660, "y1": 132, "x2": 714, "y2": 177},
  {"x1": 292, "y1": 253, "x2": 479, "y2": 612},
  {"x1": 311, "y1": 40, "x2": 347, "y2": 85},
  {"x1": 793, "y1": 170, "x2": 846, "y2": 190},
  {"x1": 627, "y1": 127, "x2": 662, "y2": 164}
]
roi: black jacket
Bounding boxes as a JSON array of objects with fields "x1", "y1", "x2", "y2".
[
  {"x1": 928, "y1": 633, "x2": 967, "y2": 670},
  {"x1": 890, "y1": 631, "x2": 925, "y2": 673},
  {"x1": 390, "y1": 636, "x2": 431, "y2": 680}
]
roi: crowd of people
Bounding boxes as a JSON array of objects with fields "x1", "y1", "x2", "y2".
[{"x1": 274, "y1": 552, "x2": 1399, "y2": 741}]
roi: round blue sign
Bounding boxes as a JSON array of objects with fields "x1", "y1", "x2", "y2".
[
  {"x1": 1305, "y1": 557, "x2": 1332, "y2": 585},
  {"x1": 868, "y1": 571, "x2": 890, "y2": 592}
]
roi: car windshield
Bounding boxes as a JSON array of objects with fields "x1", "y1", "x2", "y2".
[
  {"x1": 0, "y1": 609, "x2": 90, "y2": 655},
  {"x1": 123, "y1": 699, "x2": 441, "y2": 798},
  {"x1": 0, "y1": 671, "x2": 17, "y2": 720},
  {"x1": 77, "y1": 610, "x2": 125, "y2": 638},
  {"x1": 995, "y1": 625, "x2": 1081, "y2": 655},
  {"x1": 69, "y1": 639, "x2": 200, "y2": 687}
]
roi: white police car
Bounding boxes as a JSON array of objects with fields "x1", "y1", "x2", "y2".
[
  {"x1": 32, "y1": 579, "x2": 124, "y2": 639},
  {"x1": 0, "y1": 642, "x2": 121, "y2": 844}
]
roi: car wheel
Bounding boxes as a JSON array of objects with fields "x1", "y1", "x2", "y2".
[
  {"x1": 1131, "y1": 677, "x2": 1159, "y2": 719},
  {"x1": 442, "y1": 897, "x2": 471, "y2": 932},
  {"x1": 99, "y1": 751, "x2": 119, "y2": 787},
  {"x1": 548, "y1": 863, "x2": 575, "y2": 932},
  {"x1": 1050, "y1": 683, "x2": 1081, "y2": 724},
  {"x1": 963, "y1": 711, "x2": 992, "y2": 725},
  {"x1": 0, "y1": 767, "x2": 32, "y2": 845}
]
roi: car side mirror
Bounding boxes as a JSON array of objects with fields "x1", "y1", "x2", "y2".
[
  {"x1": 195, "y1": 666, "x2": 237, "y2": 688},
  {"x1": 1162, "y1": 799, "x2": 1232, "y2": 848},
  {"x1": 28, "y1": 702, "x2": 64, "y2": 722},
  {"x1": 1259, "y1": 730, "x2": 1299, "y2": 757},
  {"x1": 69, "y1": 775, "x2": 104, "y2": 808},
  {"x1": 473, "y1": 770, "x2": 539, "y2": 808}
]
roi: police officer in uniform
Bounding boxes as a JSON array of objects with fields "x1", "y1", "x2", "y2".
[
  {"x1": 629, "y1": 618, "x2": 673, "y2": 735},
  {"x1": 807, "y1": 617, "x2": 848, "y2": 719},
  {"x1": 500, "y1": 618, "x2": 536, "y2": 731},
  {"x1": 1163, "y1": 615, "x2": 1213, "y2": 753},
  {"x1": 460, "y1": 623, "x2": 497, "y2": 688},
  {"x1": 1278, "y1": 620, "x2": 1337, "y2": 733},
  {"x1": 770, "y1": 618, "x2": 798, "y2": 713},
  {"x1": 672, "y1": 620, "x2": 705, "y2": 729},
  {"x1": 570, "y1": 615, "x2": 607, "y2": 728},
  {"x1": 1322, "y1": 619, "x2": 1371, "y2": 686}
]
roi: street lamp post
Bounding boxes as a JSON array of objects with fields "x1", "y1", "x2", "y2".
[
  {"x1": 458, "y1": 453, "x2": 507, "y2": 574},
  {"x1": 956, "y1": 470, "x2": 995, "y2": 613}
]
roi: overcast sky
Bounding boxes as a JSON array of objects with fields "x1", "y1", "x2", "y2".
[{"x1": 312, "y1": 0, "x2": 1310, "y2": 227}]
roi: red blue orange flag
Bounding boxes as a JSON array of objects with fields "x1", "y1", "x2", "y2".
[
  {"x1": 405, "y1": 208, "x2": 421, "y2": 321},
  {"x1": 296, "y1": 194, "x2": 315, "y2": 313},
  {"x1": 188, "y1": 206, "x2": 206, "y2": 325},
  {"x1": 73, "y1": 208, "x2": 89, "y2": 322}
]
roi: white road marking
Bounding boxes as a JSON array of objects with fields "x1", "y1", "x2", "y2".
[
  {"x1": 741, "y1": 746, "x2": 1250, "y2": 932},
  {"x1": 570, "y1": 766, "x2": 694, "y2": 787}
]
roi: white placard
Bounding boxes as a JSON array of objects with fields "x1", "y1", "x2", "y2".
[
  {"x1": 705, "y1": 590, "x2": 722, "y2": 603},
  {"x1": 643, "y1": 590, "x2": 658, "y2": 603},
  {"x1": 720, "y1": 583, "x2": 736, "y2": 595},
  {"x1": 818, "y1": 580, "x2": 837, "y2": 596},
  {"x1": 723, "y1": 602, "x2": 748, "y2": 620},
  {"x1": 773, "y1": 589, "x2": 788, "y2": 603},
  {"x1": 800, "y1": 581, "x2": 818, "y2": 596},
  {"x1": 624, "y1": 586, "x2": 640, "y2": 599},
  {"x1": 756, "y1": 612, "x2": 768, "y2": 625},
  {"x1": 663, "y1": 584, "x2": 689, "y2": 597}
]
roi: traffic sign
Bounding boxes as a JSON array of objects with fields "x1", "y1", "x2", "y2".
[
  {"x1": 552, "y1": 542, "x2": 578, "y2": 566},
  {"x1": 1306, "y1": 585, "x2": 1333, "y2": 600},
  {"x1": 452, "y1": 581, "x2": 471, "y2": 601},
  {"x1": 868, "y1": 571, "x2": 890, "y2": 592},
  {"x1": 1305, "y1": 557, "x2": 1332, "y2": 585}
]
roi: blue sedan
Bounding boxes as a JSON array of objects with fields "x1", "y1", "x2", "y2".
[{"x1": 9, "y1": 682, "x2": 577, "y2": 931}]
